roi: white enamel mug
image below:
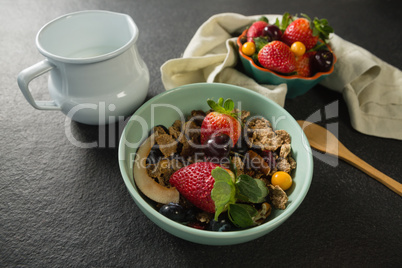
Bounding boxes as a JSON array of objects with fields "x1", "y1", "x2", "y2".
[{"x1": 17, "y1": 10, "x2": 149, "y2": 125}]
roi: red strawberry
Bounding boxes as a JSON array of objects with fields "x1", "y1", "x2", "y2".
[
  {"x1": 169, "y1": 162, "x2": 219, "y2": 213},
  {"x1": 247, "y1": 20, "x2": 268, "y2": 42},
  {"x1": 257, "y1": 41, "x2": 296, "y2": 74},
  {"x1": 282, "y1": 18, "x2": 318, "y2": 50},
  {"x1": 295, "y1": 52, "x2": 315, "y2": 77},
  {"x1": 200, "y1": 98, "x2": 241, "y2": 146},
  {"x1": 281, "y1": 15, "x2": 334, "y2": 50}
]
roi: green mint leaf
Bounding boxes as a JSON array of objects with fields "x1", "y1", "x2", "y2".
[
  {"x1": 228, "y1": 204, "x2": 258, "y2": 228},
  {"x1": 211, "y1": 181, "x2": 235, "y2": 221},
  {"x1": 236, "y1": 175, "x2": 268, "y2": 203},
  {"x1": 254, "y1": 179, "x2": 269, "y2": 203},
  {"x1": 211, "y1": 167, "x2": 234, "y2": 183},
  {"x1": 211, "y1": 167, "x2": 236, "y2": 220}
]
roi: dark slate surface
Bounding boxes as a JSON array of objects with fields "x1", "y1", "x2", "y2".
[{"x1": 1, "y1": 0, "x2": 401, "y2": 267}]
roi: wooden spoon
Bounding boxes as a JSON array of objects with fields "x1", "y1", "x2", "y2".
[{"x1": 297, "y1": 120, "x2": 402, "y2": 196}]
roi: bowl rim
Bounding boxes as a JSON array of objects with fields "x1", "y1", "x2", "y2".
[
  {"x1": 118, "y1": 83, "x2": 313, "y2": 240},
  {"x1": 237, "y1": 29, "x2": 337, "y2": 80}
]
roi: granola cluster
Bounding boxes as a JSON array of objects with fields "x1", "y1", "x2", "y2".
[{"x1": 244, "y1": 116, "x2": 296, "y2": 175}]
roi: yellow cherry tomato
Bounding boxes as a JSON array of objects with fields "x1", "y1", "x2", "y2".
[
  {"x1": 242, "y1": 42, "x2": 256, "y2": 56},
  {"x1": 290, "y1": 41, "x2": 306, "y2": 57},
  {"x1": 271, "y1": 171, "x2": 293, "y2": 191}
]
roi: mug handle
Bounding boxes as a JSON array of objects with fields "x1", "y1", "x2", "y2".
[{"x1": 17, "y1": 59, "x2": 61, "y2": 110}]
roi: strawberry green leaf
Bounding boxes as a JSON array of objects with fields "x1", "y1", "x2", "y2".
[
  {"x1": 206, "y1": 98, "x2": 240, "y2": 121},
  {"x1": 312, "y1": 17, "x2": 334, "y2": 42},
  {"x1": 312, "y1": 27, "x2": 320, "y2": 37},
  {"x1": 207, "y1": 99, "x2": 226, "y2": 114},
  {"x1": 253, "y1": 37, "x2": 269, "y2": 52},
  {"x1": 217, "y1": 97, "x2": 224, "y2": 107},
  {"x1": 300, "y1": 13, "x2": 334, "y2": 43},
  {"x1": 274, "y1": 18, "x2": 280, "y2": 28},
  {"x1": 258, "y1": 16, "x2": 269, "y2": 23},
  {"x1": 228, "y1": 204, "x2": 258, "y2": 228},
  {"x1": 277, "y1": 12, "x2": 294, "y2": 32},
  {"x1": 308, "y1": 42, "x2": 327, "y2": 52},
  {"x1": 223, "y1": 98, "x2": 234, "y2": 112},
  {"x1": 301, "y1": 13, "x2": 312, "y2": 24}
]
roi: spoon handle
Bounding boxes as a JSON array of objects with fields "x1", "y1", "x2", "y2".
[{"x1": 339, "y1": 148, "x2": 402, "y2": 196}]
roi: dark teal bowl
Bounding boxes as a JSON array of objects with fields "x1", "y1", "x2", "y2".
[{"x1": 237, "y1": 29, "x2": 336, "y2": 99}]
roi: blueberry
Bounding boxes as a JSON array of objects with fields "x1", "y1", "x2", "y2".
[
  {"x1": 208, "y1": 218, "x2": 234, "y2": 232},
  {"x1": 218, "y1": 223, "x2": 232, "y2": 232},
  {"x1": 159, "y1": 203, "x2": 186, "y2": 222}
]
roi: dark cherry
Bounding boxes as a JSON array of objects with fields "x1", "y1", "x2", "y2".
[
  {"x1": 204, "y1": 133, "x2": 233, "y2": 161},
  {"x1": 261, "y1": 25, "x2": 282, "y2": 41},
  {"x1": 312, "y1": 50, "x2": 334, "y2": 72}
]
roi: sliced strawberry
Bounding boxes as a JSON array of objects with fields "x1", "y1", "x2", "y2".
[
  {"x1": 257, "y1": 41, "x2": 296, "y2": 74},
  {"x1": 295, "y1": 52, "x2": 315, "y2": 77},
  {"x1": 169, "y1": 162, "x2": 219, "y2": 213},
  {"x1": 247, "y1": 21, "x2": 268, "y2": 42}
]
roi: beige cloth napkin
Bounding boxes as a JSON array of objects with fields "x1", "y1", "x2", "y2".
[{"x1": 160, "y1": 13, "x2": 402, "y2": 140}]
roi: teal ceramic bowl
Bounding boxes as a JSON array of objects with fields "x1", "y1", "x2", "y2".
[
  {"x1": 237, "y1": 29, "x2": 336, "y2": 99},
  {"x1": 118, "y1": 83, "x2": 313, "y2": 245}
]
